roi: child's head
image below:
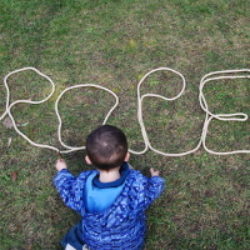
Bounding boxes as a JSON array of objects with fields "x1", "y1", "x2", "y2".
[{"x1": 85, "y1": 125, "x2": 129, "y2": 171}]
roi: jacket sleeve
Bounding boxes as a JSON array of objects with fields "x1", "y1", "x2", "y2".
[
  {"x1": 53, "y1": 169, "x2": 88, "y2": 213},
  {"x1": 133, "y1": 174, "x2": 166, "y2": 211}
]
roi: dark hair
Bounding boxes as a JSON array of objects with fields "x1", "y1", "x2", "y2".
[{"x1": 86, "y1": 125, "x2": 128, "y2": 170}]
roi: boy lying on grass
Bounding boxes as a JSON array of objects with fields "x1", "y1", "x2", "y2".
[{"x1": 54, "y1": 125, "x2": 165, "y2": 250}]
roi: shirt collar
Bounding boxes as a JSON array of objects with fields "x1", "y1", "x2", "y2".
[{"x1": 93, "y1": 162, "x2": 130, "y2": 188}]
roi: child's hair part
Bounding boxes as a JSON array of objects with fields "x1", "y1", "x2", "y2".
[{"x1": 86, "y1": 125, "x2": 128, "y2": 170}]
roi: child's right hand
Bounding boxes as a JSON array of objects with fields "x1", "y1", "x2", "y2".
[
  {"x1": 150, "y1": 168, "x2": 160, "y2": 177},
  {"x1": 55, "y1": 159, "x2": 67, "y2": 171}
]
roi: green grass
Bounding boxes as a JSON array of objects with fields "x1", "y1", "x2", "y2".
[{"x1": 0, "y1": 0, "x2": 249, "y2": 249}]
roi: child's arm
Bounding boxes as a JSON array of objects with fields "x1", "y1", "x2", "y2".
[
  {"x1": 53, "y1": 159, "x2": 85, "y2": 213},
  {"x1": 133, "y1": 168, "x2": 166, "y2": 211},
  {"x1": 145, "y1": 168, "x2": 165, "y2": 208}
]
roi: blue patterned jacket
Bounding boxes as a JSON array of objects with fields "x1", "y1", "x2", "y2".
[{"x1": 53, "y1": 166, "x2": 165, "y2": 250}]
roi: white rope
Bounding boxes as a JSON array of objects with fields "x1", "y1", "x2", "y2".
[
  {"x1": 1, "y1": 67, "x2": 59, "y2": 152},
  {"x1": 130, "y1": 67, "x2": 202, "y2": 156},
  {"x1": 55, "y1": 84, "x2": 119, "y2": 154},
  {"x1": 199, "y1": 69, "x2": 250, "y2": 155},
  {"x1": 0, "y1": 66, "x2": 249, "y2": 156}
]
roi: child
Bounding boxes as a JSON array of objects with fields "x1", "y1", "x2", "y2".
[{"x1": 53, "y1": 125, "x2": 165, "y2": 250}]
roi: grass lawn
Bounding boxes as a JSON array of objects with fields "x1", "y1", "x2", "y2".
[{"x1": 0, "y1": 0, "x2": 249, "y2": 249}]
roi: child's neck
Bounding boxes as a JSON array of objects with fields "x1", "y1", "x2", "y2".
[{"x1": 99, "y1": 167, "x2": 120, "y2": 183}]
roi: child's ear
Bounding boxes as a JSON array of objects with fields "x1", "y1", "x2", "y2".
[
  {"x1": 124, "y1": 152, "x2": 130, "y2": 162},
  {"x1": 85, "y1": 155, "x2": 92, "y2": 165}
]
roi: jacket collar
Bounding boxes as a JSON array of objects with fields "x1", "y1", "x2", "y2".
[{"x1": 93, "y1": 162, "x2": 130, "y2": 188}]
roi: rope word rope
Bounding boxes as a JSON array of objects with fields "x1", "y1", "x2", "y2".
[{"x1": 0, "y1": 67, "x2": 249, "y2": 156}]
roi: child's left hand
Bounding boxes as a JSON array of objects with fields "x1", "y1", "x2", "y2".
[
  {"x1": 150, "y1": 167, "x2": 160, "y2": 177},
  {"x1": 55, "y1": 159, "x2": 67, "y2": 171}
]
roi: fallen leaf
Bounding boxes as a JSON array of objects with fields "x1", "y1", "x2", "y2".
[
  {"x1": 7, "y1": 137, "x2": 12, "y2": 147},
  {"x1": 2, "y1": 117, "x2": 14, "y2": 129},
  {"x1": 10, "y1": 172, "x2": 17, "y2": 182},
  {"x1": 17, "y1": 122, "x2": 29, "y2": 127},
  {"x1": 26, "y1": 244, "x2": 32, "y2": 250}
]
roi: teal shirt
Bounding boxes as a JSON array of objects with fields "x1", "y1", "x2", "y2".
[{"x1": 85, "y1": 163, "x2": 129, "y2": 213}]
